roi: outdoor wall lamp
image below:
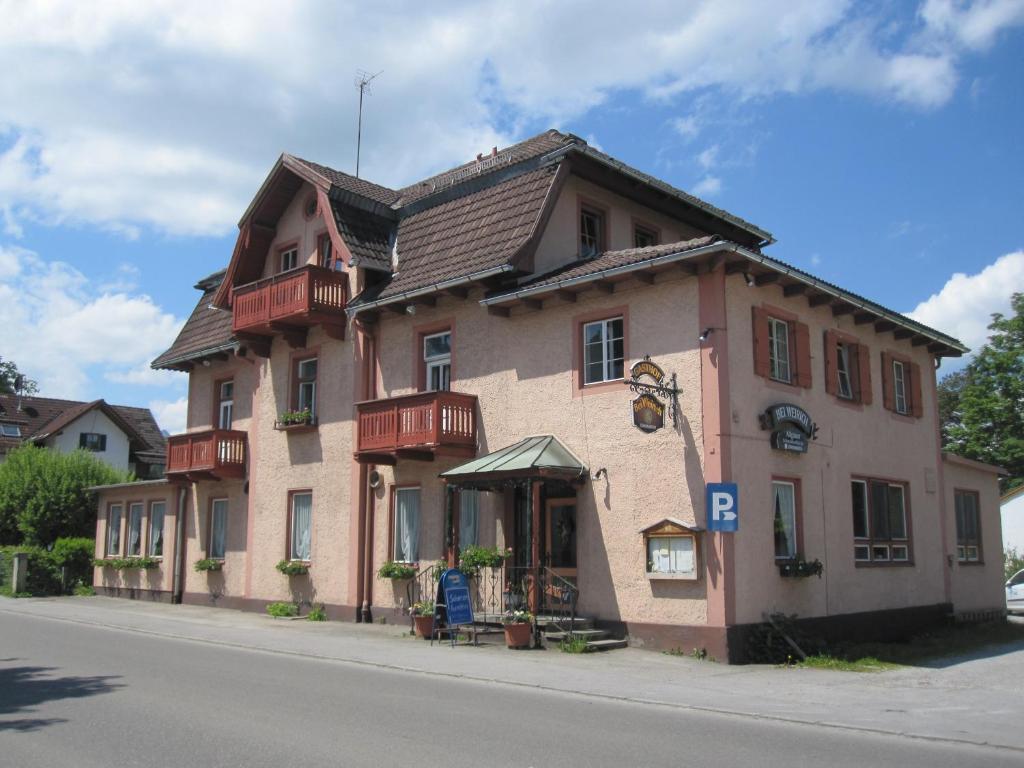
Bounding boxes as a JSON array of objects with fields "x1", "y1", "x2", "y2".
[
  {"x1": 698, "y1": 328, "x2": 714, "y2": 342},
  {"x1": 592, "y1": 467, "x2": 607, "y2": 480},
  {"x1": 743, "y1": 272, "x2": 755, "y2": 287}
]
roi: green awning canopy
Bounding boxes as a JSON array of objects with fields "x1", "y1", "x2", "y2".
[{"x1": 440, "y1": 435, "x2": 587, "y2": 488}]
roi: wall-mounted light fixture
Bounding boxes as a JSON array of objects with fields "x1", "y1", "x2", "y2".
[
  {"x1": 592, "y1": 467, "x2": 607, "y2": 480},
  {"x1": 405, "y1": 305, "x2": 417, "y2": 315},
  {"x1": 698, "y1": 328, "x2": 714, "y2": 343},
  {"x1": 743, "y1": 272, "x2": 755, "y2": 287}
]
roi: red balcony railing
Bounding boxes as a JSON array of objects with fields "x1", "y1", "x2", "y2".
[
  {"x1": 232, "y1": 265, "x2": 346, "y2": 334},
  {"x1": 356, "y1": 391, "x2": 477, "y2": 457},
  {"x1": 166, "y1": 429, "x2": 247, "y2": 479}
]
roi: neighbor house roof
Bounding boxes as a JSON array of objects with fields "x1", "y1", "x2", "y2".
[{"x1": 0, "y1": 394, "x2": 166, "y2": 459}]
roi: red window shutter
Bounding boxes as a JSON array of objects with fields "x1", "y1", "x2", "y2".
[
  {"x1": 823, "y1": 330, "x2": 838, "y2": 396},
  {"x1": 880, "y1": 352, "x2": 894, "y2": 411},
  {"x1": 910, "y1": 362, "x2": 924, "y2": 418},
  {"x1": 752, "y1": 306, "x2": 769, "y2": 378},
  {"x1": 857, "y1": 343, "x2": 872, "y2": 405},
  {"x1": 794, "y1": 321, "x2": 812, "y2": 388}
]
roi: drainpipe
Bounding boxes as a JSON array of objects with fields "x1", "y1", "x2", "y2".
[
  {"x1": 359, "y1": 319, "x2": 379, "y2": 623},
  {"x1": 171, "y1": 483, "x2": 189, "y2": 604}
]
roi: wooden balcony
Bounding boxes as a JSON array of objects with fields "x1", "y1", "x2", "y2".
[
  {"x1": 231, "y1": 265, "x2": 346, "y2": 346},
  {"x1": 355, "y1": 391, "x2": 478, "y2": 464},
  {"x1": 166, "y1": 429, "x2": 247, "y2": 480}
]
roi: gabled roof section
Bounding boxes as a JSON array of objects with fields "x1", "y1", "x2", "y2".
[
  {"x1": 152, "y1": 271, "x2": 235, "y2": 370},
  {"x1": 331, "y1": 200, "x2": 393, "y2": 272},
  {"x1": 289, "y1": 156, "x2": 400, "y2": 207}
]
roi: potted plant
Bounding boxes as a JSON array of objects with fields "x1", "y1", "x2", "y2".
[
  {"x1": 458, "y1": 545, "x2": 512, "y2": 576},
  {"x1": 276, "y1": 559, "x2": 309, "y2": 576},
  {"x1": 377, "y1": 561, "x2": 416, "y2": 581},
  {"x1": 194, "y1": 558, "x2": 223, "y2": 573},
  {"x1": 275, "y1": 408, "x2": 315, "y2": 431},
  {"x1": 777, "y1": 555, "x2": 824, "y2": 578},
  {"x1": 410, "y1": 600, "x2": 435, "y2": 639},
  {"x1": 502, "y1": 608, "x2": 534, "y2": 649}
]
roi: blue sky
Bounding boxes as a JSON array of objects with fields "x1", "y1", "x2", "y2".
[{"x1": 1, "y1": 1, "x2": 1022, "y2": 434}]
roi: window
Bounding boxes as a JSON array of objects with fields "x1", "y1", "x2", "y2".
[
  {"x1": 772, "y1": 481, "x2": 798, "y2": 560},
  {"x1": 579, "y1": 205, "x2": 605, "y2": 257},
  {"x1": 107, "y1": 503, "x2": 123, "y2": 556},
  {"x1": 209, "y1": 498, "x2": 227, "y2": 559},
  {"x1": 127, "y1": 502, "x2": 144, "y2": 557},
  {"x1": 0, "y1": 423, "x2": 20, "y2": 437},
  {"x1": 824, "y1": 332, "x2": 872, "y2": 404},
  {"x1": 149, "y1": 501, "x2": 165, "y2": 557},
  {"x1": 218, "y1": 380, "x2": 234, "y2": 430},
  {"x1": 752, "y1": 307, "x2": 811, "y2": 388},
  {"x1": 583, "y1": 317, "x2": 624, "y2": 385},
  {"x1": 459, "y1": 490, "x2": 479, "y2": 548},
  {"x1": 643, "y1": 520, "x2": 699, "y2": 580},
  {"x1": 289, "y1": 492, "x2": 312, "y2": 561},
  {"x1": 892, "y1": 360, "x2": 908, "y2": 415},
  {"x1": 836, "y1": 343, "x2": 854, "y2": 399},
  {"x1": 955, "y1": 490, "x2": 981, "y2": 563},
  {"x1": 280, "y1": 247, "x2": 298, "y2": 273},
  {"x1": 768, "y1": 318, "x2": 791, "y2": 383},
  {"x1": 423, "y1": 331, "x2": 451, "y2": 392},
  {"x1": 881, "y1": 352, "x2": 921, "y2": 417},
  {"x1": 392, "y1": 487, "x2": 420, "y2": 563},
  {"x1": 317, "y1": 233, "x2": 333, "y2": 269},
  {"x1": 295, "y1": 357, "x2": 317, "y2": 419},
  {"x1": 633, "y1": 224, "x2": 658, "y2": 249},
  {"x1": 851, "y1": 479, "x2": 910, "y2": 564},
  {"x1": 79, "y1": 433, "x2": 107, "y2": 452}
]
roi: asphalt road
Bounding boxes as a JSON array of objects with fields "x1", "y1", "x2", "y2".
[{"x1": 1, "y1": 609, "x2": 1020, "y2": 768}]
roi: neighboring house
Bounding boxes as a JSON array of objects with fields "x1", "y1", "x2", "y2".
[
  {"x1": 0, "y1": 394, "x2": 166, "y2": 478},
  {"x1": 1002, "y1": 485, "x2": 1024, "y2": 554},
  {"x1": 92, "y1": 130, "x2": 1006, "y2": 661}
]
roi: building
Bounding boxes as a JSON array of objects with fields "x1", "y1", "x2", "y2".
[
  {"x1": 92, "y1": 130, "x2": 1006, "y2": 660},
  {"x1": 0, "y1": 394, "x2": 166, "y2": 477},
  {"x1": 1001, "y1": 485, "x2": 1024, "y2": 555}
]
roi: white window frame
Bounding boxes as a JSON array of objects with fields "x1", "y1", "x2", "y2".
[
  {"x1": 209, "y1": 498, "x2": 228, "y2": 560},
  {"x1": 280, "y1": 247, "x2": 298, "y2": 273},
  {"x1": 582, "y1": 317, "x2": 625, "y2": 385},
  {"x1": 893, "y1": 360, "x2": 908, "y2": 414},
  {"x1": 836, "y1": 343, "x2": 854, "y2": 399},
  {"x1": 423, "y1": 331, "x2": 452, "y2": 392},
  {"x1": 772, "y1": 481, "x2": 797, "y2": 560},
  {"x1": 289, "y1": 491, "x2": 313, "y2": 562},
  {"x1": 148, "y1": 501, "x2": 165, "y2": 558},
  {"x1": 296, "y1": 357, "x2": 317, "y2": 420},
  {"x1": 218, "y1": 380, "x2": 234, "y2": 430},
  {"x1": 767, "y1": 317, "x2": 791, "y2": 383},
  {"x1": 393, "y1": 487, "x2": 421, "y2": 563},
  {"x1": 127, "y1": 502, "x2": 144, "y2": 557},
  {"x1": 107, "y1": 503, "x2": 123, "y2": 557}
]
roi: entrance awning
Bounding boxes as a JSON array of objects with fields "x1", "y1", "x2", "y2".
[{"x1": 440, "y1": 435, "x2": 588, "y2": 489}]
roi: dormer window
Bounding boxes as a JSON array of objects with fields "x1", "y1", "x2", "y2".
[
  {"x1": 633, "y1": 223, "x2": 659, "y2": 248},
  {"x1": 280, "y1": 247, "x2": 298, "y2": 273},
  {"x1": 579, "y1": 204, "x2": 605, "y2": 258}
]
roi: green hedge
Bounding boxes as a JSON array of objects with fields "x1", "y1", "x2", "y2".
[{"x1": 0, "y1": 537, "x2": 96, "y2": 596}]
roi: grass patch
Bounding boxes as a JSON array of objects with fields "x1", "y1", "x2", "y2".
[
  {"x1": 307, "y1": 604, "x2": 327, "y2": 622},
  {"x1": 73, "y1": 584, "x2": 96, "y2": 596},
  {"x1": 266, "y1": 601, "x2": 299, "y2": 618},
  {"x1": 801, "y1": 654, "x2": 900, "y2": 672},
  {"x1": 558, "y1": 635, "x2": 591, "y2": 654}
]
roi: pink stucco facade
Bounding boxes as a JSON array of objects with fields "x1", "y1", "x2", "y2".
[{"x1": 97, "y1": 137, "x2": 1007, "y2": 660}]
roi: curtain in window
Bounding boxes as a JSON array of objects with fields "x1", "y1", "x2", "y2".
[
  {"x1": 128, "y1": 505, "x2": 142, "y2": 556},
  {"x1": 211, "y1": 500, "x2": 227, "y2": 559},
  {"x1": 291, "y1": 493, "x2": 312, "y2": 561},
  {"x1": 647, "y1": 537, "x2": 694, "y2": 573},
  {"x1": 459, "y1": 490, "x2": 479, "y2": 548},
  {"x1": 149, "y1": 503, "x2": 165, "y2": 557},
  {"x1": 773, "y1": 483, "x2": 796, "y2": 558},
  {"x1": 395, "y1": 489, "x2": 420, "y2": 562},
  {"x1": 108, "y1": 506, "x2": 122, "y2": 555}
]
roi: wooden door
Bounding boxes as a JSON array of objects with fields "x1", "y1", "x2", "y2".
[{"x1": 545, "y1": 498, "x2": 577, "y2": 586}]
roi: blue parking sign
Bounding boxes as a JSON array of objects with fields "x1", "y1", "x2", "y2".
[{"x1": 706, "y1": 483, "x2": 739, "y2": 532}]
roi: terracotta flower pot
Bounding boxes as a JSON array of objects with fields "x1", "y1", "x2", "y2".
[
  {"x1": 504, "y1": 622, "x2": 532, "y2": 649},
  {"x1": 413, "y1": 614, "x2": 434, "y2": 639}
]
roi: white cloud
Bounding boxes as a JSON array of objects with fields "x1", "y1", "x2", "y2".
[
  {"x1": 906, "y1": 250, "x2": 1024, "y2": 353},
  {"x1": 0, "y1": 244, "x2": 184, "y2": 399},
  {"x1": 149, "y1": 396, "x2": 188, "y2": 436},
  {"x1": 693, "y1": 175, "x2": 722, "y2": 196},
  {"x1": 697, "y1": 144, "x2": 720, "y2": 171},
  {"x1": 0, "y1": 1, "x2": 1019, "y2": 238}
]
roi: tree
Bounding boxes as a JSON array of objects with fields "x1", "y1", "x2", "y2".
[
  {"x1": 939, "y1": 292, "x2": 1024, "y2": 493},
  {"x1": 0, "y1": 357, "x2": 39, "y2": 395},
  {"x1": 0, "y1": 445, "x2": 131, "y2": 546}
]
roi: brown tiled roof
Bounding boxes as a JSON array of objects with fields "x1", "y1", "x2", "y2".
[
  {"x1": 152, "y1": 271, "x2": 235, "y2": 370},
  {"x1": 331, "y1": 201, "x2": 392, "y2": 271},
  {"x1": 0, "y1": 394, "x2": 165, "y2": 458},
  {"x1": 355, "y1": 165, "x2": 560, "y2": 304},
  {"x1": 288, "y1": 156, "x2": 400, "y2": 206}
]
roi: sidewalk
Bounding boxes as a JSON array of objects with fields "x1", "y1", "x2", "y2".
[{"x1": 2, "y1": 596, "x2": 1022, "y2": 753}]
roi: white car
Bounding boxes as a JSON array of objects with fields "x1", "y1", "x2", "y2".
[{"x1": 1007, "y1": 569, "x2": 1024, "y2": 615}]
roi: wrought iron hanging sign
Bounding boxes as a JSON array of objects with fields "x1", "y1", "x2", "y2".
[
  {"x1": 759, "y1": 403, "x2": 818, "y2": 454},
  {"x1": 626, "y1": 355, "x2": 680, "y2": 432}
]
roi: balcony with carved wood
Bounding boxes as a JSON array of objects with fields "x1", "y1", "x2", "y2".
[
  {"x1": 355, "y1": 391, "x2": 478, "y2": 464},
  {"x1": 166, "y1": 429, "x2": 247, "y2": 480},
  {"x1": 231, "y1": 265, "x2": 346, "y2": 350}
]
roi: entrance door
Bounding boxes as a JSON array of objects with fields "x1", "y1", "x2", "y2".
[{"x1": 545, "y1": 498, "x2": 577, "y2": 584}]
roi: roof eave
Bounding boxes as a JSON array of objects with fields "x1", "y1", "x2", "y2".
[{"x1": 346, "y1": 264, "x2": 516, "y2": 317}]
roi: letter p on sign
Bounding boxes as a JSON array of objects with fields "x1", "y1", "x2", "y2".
[{"x1": 706, "y1": 483, "x2": 739, "y2": 532}]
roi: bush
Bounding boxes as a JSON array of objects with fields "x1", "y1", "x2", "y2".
[
  {"x1": 0, "y1": 445, "x2": 131, "y2": 546},
  {"x1": 458, "y1": 545, "x2": 511, "y2": 574},
  {"x1": 0, "y1": 545, "x2": 62, "y2": 596},
  {"x1": 266, "y1": 601, "x2": 299, "y2": 618},
  {"x1": 1005, "y1": 547, "x2": 1024, "y2": 580},
  {"x1": 307, "y1": 604, "x2": 327, "y2": 621},
  {"x1": 51, "y1": 537, "x2": 96, "y2": 590}
]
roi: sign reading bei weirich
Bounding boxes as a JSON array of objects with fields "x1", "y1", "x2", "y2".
[
  {"x1": 759, "y1": 403, "x2": 818, "y2": 454},
  {"x1": 625, "y1": 356, "x2": 680, "y2": 433}
]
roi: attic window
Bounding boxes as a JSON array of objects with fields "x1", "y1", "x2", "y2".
[
  {"x1": 1, "y1": 423, "x2": 21, "y2": 438},
  {"x1": 79, "y1": 432, "x2": 107, "y2": 452},
  {"x1": 304, "y1": 195, "x2": 318, "y2": 219}
]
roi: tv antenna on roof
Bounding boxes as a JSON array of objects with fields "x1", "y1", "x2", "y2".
[{"x1": 354, "y1": 69, "x2": 382, "y2": 179}]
